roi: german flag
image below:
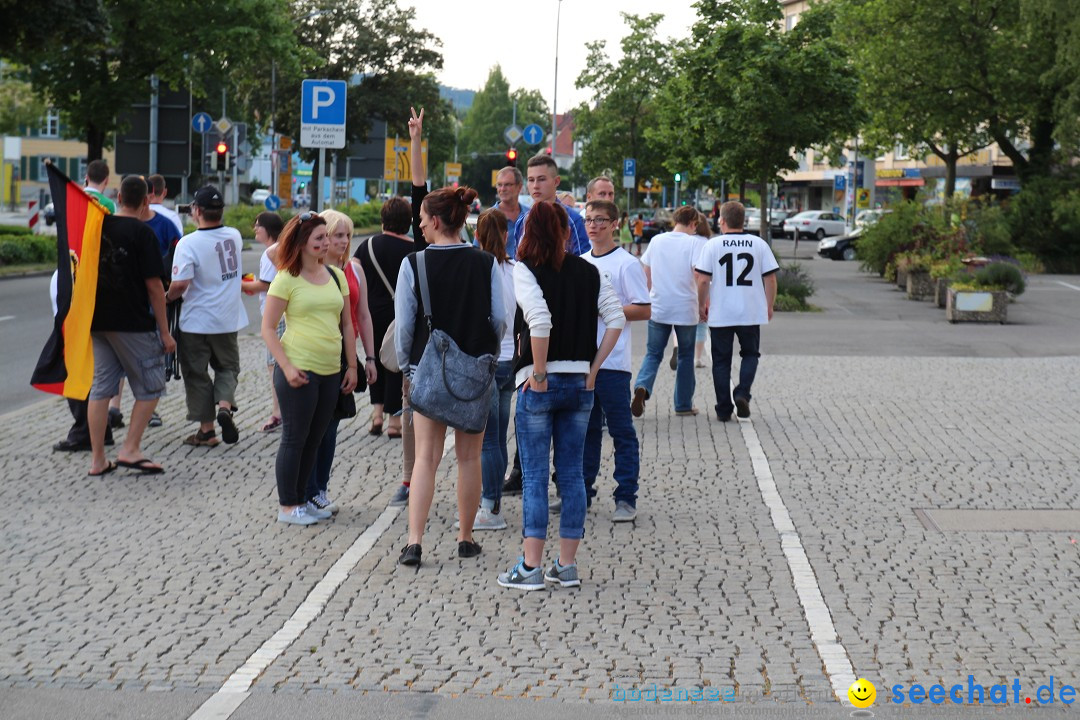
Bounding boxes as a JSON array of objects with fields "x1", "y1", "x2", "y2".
[{"x1": 30, "y1": 162, "x2": 107, "y2": 399}]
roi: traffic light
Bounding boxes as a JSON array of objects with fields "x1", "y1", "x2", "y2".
[
  {"x1": 215, "y1": 141, "x2": 229, "y2": 172},
  {"x1": 505, "y1": 147, "x2": 518, "y2": 166},
  {"x1": 674, "y1": 172, "x2": 682, "y2": 183}
]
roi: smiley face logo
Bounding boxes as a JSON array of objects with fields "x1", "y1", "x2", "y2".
[{"x1": 848, "y1": 678, "x2": 876, "y2": 708}]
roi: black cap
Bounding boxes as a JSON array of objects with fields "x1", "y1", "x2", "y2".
[{"x1": 192, "y1": 185, "x2": 224, "y2": 209}]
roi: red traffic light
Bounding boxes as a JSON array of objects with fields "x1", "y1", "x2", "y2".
[
  {"x1": 506, "y1": 148, "x2": 518, "y2": 161},
  {"x1": 215, "y1": 142, "x2": 228, "y2": 155}
]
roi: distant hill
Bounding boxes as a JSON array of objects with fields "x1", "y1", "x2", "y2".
[{"x1": 440, "y1": 86, "x2": 475, "y2": 112}]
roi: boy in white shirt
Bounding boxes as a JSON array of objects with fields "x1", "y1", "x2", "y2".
[
  {"x1": 166, "y1": 186, "x2": 249, "y2": 446},
  {"x1": 581, "y1": 200, "x2": 651, "y2": 522},
  {"x1": 694, "y1": 201, "x2": 778, "y2": 421}
]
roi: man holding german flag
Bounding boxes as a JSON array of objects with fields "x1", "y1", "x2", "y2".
[{"x1": 32, "y1": 165, "x2": 175, "y2": 476}]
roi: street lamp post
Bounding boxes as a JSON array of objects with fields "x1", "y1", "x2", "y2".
[{"x1": 551, "y1": 0, "x2": 563, "y2": 158}]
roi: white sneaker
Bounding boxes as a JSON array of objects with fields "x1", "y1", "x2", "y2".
[
  {"x1": 613, "y1": 501, "x2": 637, "y2": 523},
  {"x1": 473, "y1": 507, "x2": 507, "y2": 530},
  {"x1": 278, "y1": 506, "x2": 318, "y2": 525},
  {"x1": 305, "y1": 501, "x2": 332, "y2": 520},
  {"x1": 312, "y1": 490, "x2": 339, "y2": 515}
]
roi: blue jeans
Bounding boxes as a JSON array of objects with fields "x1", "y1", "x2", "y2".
[
  {"x1": 583, "y1": 370, "x2": 639, "y2": 507},
  {"x1": 307, "y1": 416, "x2": 340, "y2": 501},
  {"x1": 634, "y1": 320, "x2": 697, "y2": 412},
  {"x1": 709, "y1": 325, "x2": 761, "y2": 418},
  {"x1": 516, "y1": 373, "x2": 594, "y2": 540},
  {"x1": 480, "y1": 360, "x2": 516, "y2": 510}
]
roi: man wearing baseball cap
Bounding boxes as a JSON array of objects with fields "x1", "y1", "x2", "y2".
[{"x1": 166, "y1": 186, "x2": 248, "y2": 446}]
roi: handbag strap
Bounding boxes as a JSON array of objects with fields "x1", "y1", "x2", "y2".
[
  {"x1": 416, "y1": 249, "x2": 433, "y2": 331},
  {"x1": 367, "y1": 237, "x2": 395, "y2": 299},
  {"x1": 327, "y1": 267, "x2": 348, "y2": 366}
]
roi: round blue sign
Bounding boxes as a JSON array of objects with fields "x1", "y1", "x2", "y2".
[{"x1": 265, "y1": 195, "x2": 282, "y2": 211}]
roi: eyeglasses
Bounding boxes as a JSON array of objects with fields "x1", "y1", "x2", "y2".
[{"x1": 584, "y1": 217, "x2": 613, "y2": 226}]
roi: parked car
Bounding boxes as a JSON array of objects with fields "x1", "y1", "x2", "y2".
[
  {"x1": 855, "y1": 208, "x2": 891, "y2": 228},
  {"x1": 818, "y1": 227, "x2": 862, "y2": 261},
  {"x1": 746, "y1": 209, "x2": 792, "y2": 238},
  {"x1": 630, "y1": 207, "x2": 674, "y2": 241},
  {"x1": 783, "y1": 210, "x2": 846, "y2": 240},
  {"x1": 250, "y1": 189, "x2": 271, "y2": 206}
]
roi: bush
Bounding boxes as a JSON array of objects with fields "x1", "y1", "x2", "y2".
[
  {"x1": 857, "y1": 201, "x2": 928, "y2": 276},
  {"x1": 775, "y1": 262, "x2": 815, "y2": 305},
  {"x1": 339, "y1": 201, "x2": 383, "y2": 231},
  {"x1": 0, "y1": 234, "x2": 55, "y2": 265},
  {"x1": 223, "y1": 205, "x2": 296, "y2": 238},
  {"x1": 974, "y1": 262, "x2": 1026, "y2": 296},
  {"x1": 1007, "y1": 175, "x2": 1080, "y2": 273},
  {"x1": 773, "y1": 294, "x2": 804, "y2": 312},
  {"x1": 0, "y1": 224, "x2": 33, "y2": 235}
]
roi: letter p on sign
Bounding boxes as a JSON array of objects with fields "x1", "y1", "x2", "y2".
[{"x1": 311, "y1": 87, "x2": 335, "y2": 119}]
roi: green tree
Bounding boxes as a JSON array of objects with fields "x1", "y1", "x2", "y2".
[
  {"x1": 12, "y1": 0, "x2": 300, "y2": 160},
  {"x1": 573, "y1": 14, "x2": 670, "y2": 196},
  {"x1": 651, "y1": 0, "x2": 859, "y2": 239},
  {"x1": 0, "y1": 64, "x2": 45, "y2": 136},
  {"x1": 457, "y1": 66, "x2": 548, "y2": 202}
]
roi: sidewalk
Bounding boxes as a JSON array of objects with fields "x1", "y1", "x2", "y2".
[{"x1": 1, "y1": 259, "x2": 1078, "y2": 718}]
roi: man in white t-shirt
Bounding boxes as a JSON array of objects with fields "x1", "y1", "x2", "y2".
[
  {"x1": 694, "y1": 201, "x2": 778, "y2": 421},
  {"x1": 582, "y1": 200, "x2": 651, "y2": 522},
  {"x1": 166, "y1": 185, "x2": 249, "y2": 447},
  {"x1": 631, "y1": 205, "x2": 707, "y2": 417}
]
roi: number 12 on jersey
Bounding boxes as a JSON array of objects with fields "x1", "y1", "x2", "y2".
[{"x1": 717, "y1": 252, "x2": 754, "y2": 287}]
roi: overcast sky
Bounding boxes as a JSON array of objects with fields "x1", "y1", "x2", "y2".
[{"x1": 404, "y1": 0, "x2": 701, "y2": 111}]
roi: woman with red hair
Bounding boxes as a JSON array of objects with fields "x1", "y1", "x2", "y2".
[{"x1": 497, "y1": 201, "x2": 624, "y2": 590}]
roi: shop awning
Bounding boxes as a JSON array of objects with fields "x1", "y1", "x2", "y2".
[{"x1": 876, "y1": 178, "x2": 924, "y2": 187}]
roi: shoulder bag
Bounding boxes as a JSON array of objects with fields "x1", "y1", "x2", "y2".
[
  {"x1": 327, "y1": 267, "x2": 358, "y2": 419},
  {"x1": 367, "y1": 238, "x2": 401, "y2": 373},
  {"x1": 408, "y1": 250, "x2": 497, "y2": 434}
]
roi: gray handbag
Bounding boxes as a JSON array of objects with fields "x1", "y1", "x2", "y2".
[{"x1": 408, "y1": 250, "x2": 497, "y2": 434}]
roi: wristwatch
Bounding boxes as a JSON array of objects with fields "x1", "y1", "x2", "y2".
[{"x1": 532, "y1": 371, "x2": 547, "y2": 383}]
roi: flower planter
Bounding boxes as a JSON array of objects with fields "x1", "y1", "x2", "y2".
[
  {"x1": 895, "y1": 268, "x2": 908, "y2": 290},
  {"x1": 945, "y1": 288, "x2": 1008, "y2": 324},
  {"x1": 906, "y1": 271, "x2": 934, "y2": 301},
  {"x1": 934, "y1": 277, "x2": 951, "y2": 308}
]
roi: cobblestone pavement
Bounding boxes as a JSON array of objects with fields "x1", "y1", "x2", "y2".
[{"x1": 1, "y1": 260, "x2": 1079, "y2": 718}]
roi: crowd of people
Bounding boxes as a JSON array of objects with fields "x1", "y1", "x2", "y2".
[{"x1": 54, "y1": 107, "x2": 778, "y2": 590}]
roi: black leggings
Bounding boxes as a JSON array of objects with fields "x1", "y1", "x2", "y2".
[{"x1": 274, "y1": 367, "x2": 340, "y2": 506}]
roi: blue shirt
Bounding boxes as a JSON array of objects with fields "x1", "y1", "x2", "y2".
[
  {"x1": 145, "y1": 212, "x2": 181, "y2": 258},
  {"x1": 510, "y1": 202, "x2": 589, "y2": 259}
]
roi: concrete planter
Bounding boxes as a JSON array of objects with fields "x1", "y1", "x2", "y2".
[
  {"x1": 945, "y1": 288, "x2": 1008, "y2": 324},
  {"x1": 906, "y1": 271, "x2": 935, "y2": 301},
  {"x1": 934, "y1": 277, "x2": 951, "y2": 308},
  {"x1": 895, "y1": 268, "x2": 908, "y2": 290}
]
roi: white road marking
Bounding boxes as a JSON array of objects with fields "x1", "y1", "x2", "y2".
[
  {"x1": 0, "y1": 316, "x2": 14, "y2": 322},
  {"x1": 1054, "y1": 280, "x2": 1080, "y2": 292},
  {"x1": 739, "y1": 419, "x2": 856, "y2": 701},
  {"x1": 188, "y1": 428, "x2": 454, "y2": 720}
]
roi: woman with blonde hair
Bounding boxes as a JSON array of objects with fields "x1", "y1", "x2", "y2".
[{"x1": 306, "y1": 209, "x2": 377, "y2": 515}]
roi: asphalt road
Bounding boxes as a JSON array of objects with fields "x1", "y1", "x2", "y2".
[{"x1": 3, "y1": 237, "x2": 1079, "y2": 414}]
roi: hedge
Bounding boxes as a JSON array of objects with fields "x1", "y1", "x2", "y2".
[
  {"x1": 0, "y1": 224, "x2": 34, "y2": 236},
  {"x1": 0, "y1": 234, "x2": 55, "y2": 266},
  {"x1": 222, "y1": 202, "x2": 383, "y2": 239}
]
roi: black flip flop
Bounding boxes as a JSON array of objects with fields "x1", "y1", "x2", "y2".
[
  {"x1": 369, "y1": 421, "x2": 384, "y2": 436},
  {"x1": 117, "y1": 458, "x2": 165, "y2": 475},
  {"x1": 88, "y1": 461, "x2": 118, "y2": 477}
]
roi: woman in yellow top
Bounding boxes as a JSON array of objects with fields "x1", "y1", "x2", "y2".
[{"x1": 263, "y1": 213, "x2": 357, "y2": 526}]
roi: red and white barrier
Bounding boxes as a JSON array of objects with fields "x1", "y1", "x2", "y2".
[{"x1": 28, "y1": 199, "x2": 39, "y2": 232}]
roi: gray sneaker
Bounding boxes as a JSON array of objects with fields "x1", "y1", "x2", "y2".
[
  {"x1": 473, "y1": 507, "x2": 507, "y2": 530},
  {"x1": 388, "y1": 484, "x2": 409, "y2": 507},
  {"x1": 278, "y1": 506, "x2": 318, "y2": 525},
  {"x1": 613, "y1": 501, "x2": 637, "y2": 523},
  {"x1": 311, "y1": 490, "x2": 338, "y2": 515},
  {"x1": 549, "y1": 495, "x2": 562, "y2": 513},
  {"x1": 497, "y1": 559, "x2": 544, "y2": 591},
  {"x1": 544, "y1": 561, "x2": 581, "y2": 588},
  {"x1": 305, "y1": 501, "x2": 332, "y2": 520}
]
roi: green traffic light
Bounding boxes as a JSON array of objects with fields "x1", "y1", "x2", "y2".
[{"x1": 675, "y1": 173, "x2": 682, "y2": 182}]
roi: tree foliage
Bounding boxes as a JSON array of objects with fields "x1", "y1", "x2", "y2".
[
  {"x1": 573, "y1": 14, "x2": 670, "y2": 187},
  {"x1": 0, "y1": 64, "x2": 45, "y2": 136},
  {"x1": 651, "y1": 0, "x2": 858, "y2": 235}
]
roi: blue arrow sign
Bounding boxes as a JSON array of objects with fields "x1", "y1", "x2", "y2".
[
  {"x1": 623, "y1": 158, "x2": 636, "y2": 177},
  {"x1": 265, "y1": 195, "x2": 282, "y2": 211},
  {"x1": 522, "y1": 123, "x2": 545, "y2": 146},
  {"x1": 192, "y1": 112, "x2": 212, "y2": 134}
]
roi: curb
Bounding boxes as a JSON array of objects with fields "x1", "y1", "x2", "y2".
[{"x1": 0, "y1": 269, "x2": 53, "y2": 281}]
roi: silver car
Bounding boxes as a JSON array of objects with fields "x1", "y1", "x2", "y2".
[{"x1": 783, "y1": 210, "x2": 846, "y2": 240}]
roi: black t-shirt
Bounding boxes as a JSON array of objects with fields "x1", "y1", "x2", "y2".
[
  {"x1": 92, "y1": 215, "x2": 165, "y2": 332},
  {"x1": 353, "y1": 233, "x2": 415, "y2": 319}
]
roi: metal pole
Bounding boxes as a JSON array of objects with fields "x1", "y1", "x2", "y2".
[
  {"x1": 149, "y1": 75, "x2": 159, "y2": 174},
  {"x1": 551, "y1": 0, "x2": 563, "y2": 157},
  {"x1": 317, "y1": 148, "x2": 325, "y2": 212},
  {"x1": 674, "y1": 179, "x2": 679, "y2": 209},
  {"x1": 270, "y1": 60, "x2": 277, "y2": 204},
  {"x1": 231, "y1": 125, "x2": 239, "y2": 206}
]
